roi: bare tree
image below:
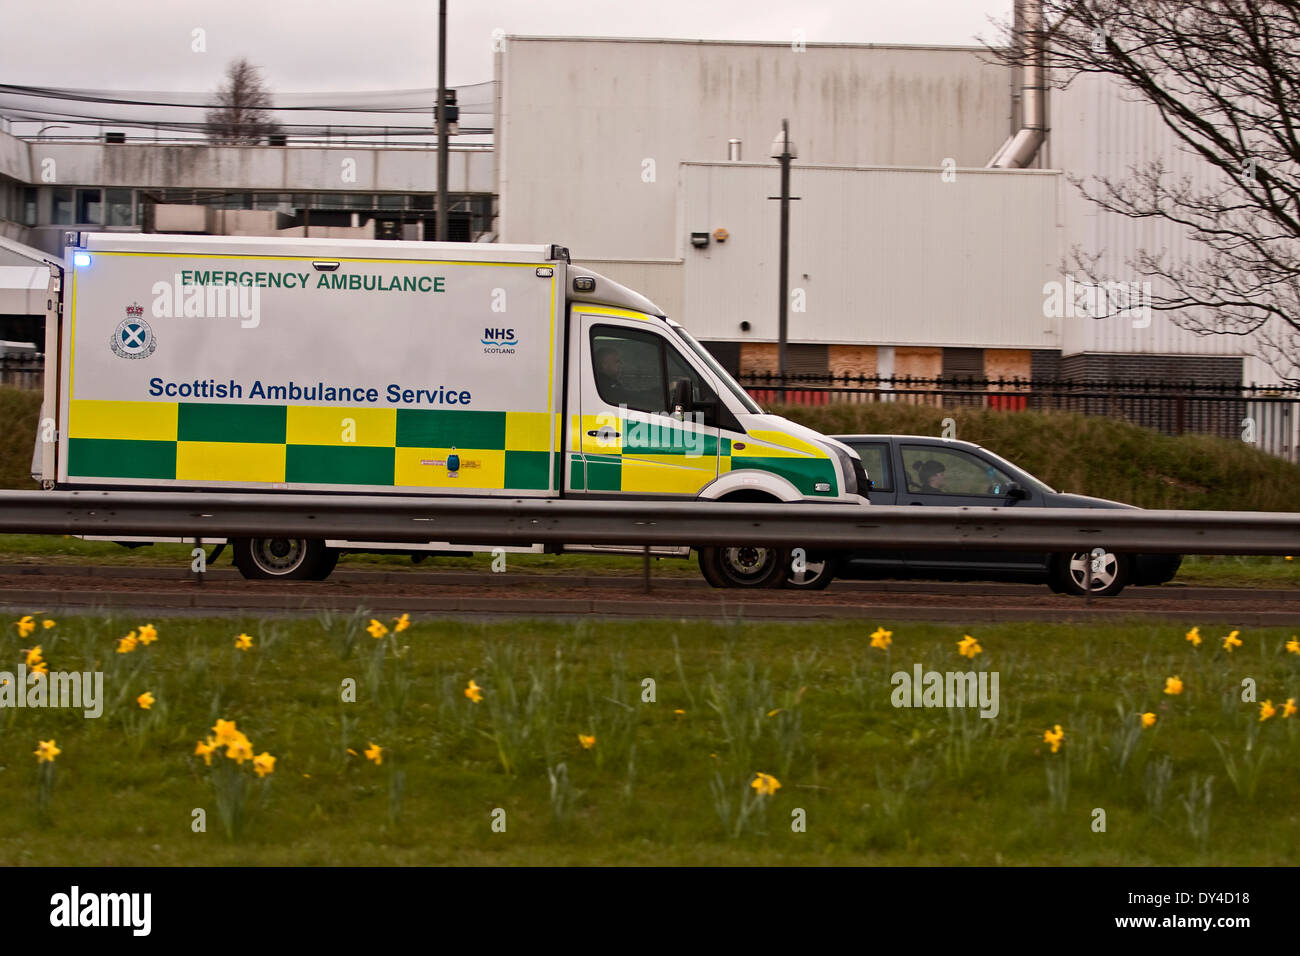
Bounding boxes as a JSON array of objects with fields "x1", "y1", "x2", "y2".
[
  {"x1": 205, "y1": 58, "x2": 281, "y2": 145},
  {"x1": 988, "y1": 1, "x2": 1300, "y2": 383}
]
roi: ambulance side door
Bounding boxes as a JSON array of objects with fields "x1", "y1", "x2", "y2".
[{"x1": 570, "y1": 312, "x2": 720, "y2": 497}]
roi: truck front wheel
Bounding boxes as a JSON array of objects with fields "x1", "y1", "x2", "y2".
[
  {"x1": 697, "y1": 546, "x2": 789, "y2": 589},
  {"x1": 233, "y1": 537, "x2": 337, "y2": 581}
]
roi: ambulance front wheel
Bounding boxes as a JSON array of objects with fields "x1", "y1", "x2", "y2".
[
  {"x1": 697, "y1": 546, "x2": 790, "y2": 589},
  {"x1": 233, "y1": 537, "x2": 338, "y2": 581}
]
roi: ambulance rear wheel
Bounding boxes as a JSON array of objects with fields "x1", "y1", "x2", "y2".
[
  {"x1": 783, "y1": 553, "x2": 838, "y2": 590},
  {"x1": 234, "y1": 537, "x2": 335, "y2": 581},
  {"x1": 697, "y1": 546, "x2": 789, "y2": 589}
]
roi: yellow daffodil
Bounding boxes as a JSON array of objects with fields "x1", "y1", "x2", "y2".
[
  {"x1": 34, "y1": 739, "x2": 60, "y2": 763},
  {"x1": 367, "y1": 619, "x2": 388, "y2": 639},
  {"x1": 364, "y1": 742, "x2": 383, "y2": 765},
  {"x1": 42, "y1": 619, "x2": 55, "y2": 630},
  {"x1": 1222, "y1": 630, "x2": 1243, "y2": 652},
  {"x1": 137, "y1": 692, "x2": 155, "y2": 710},
  {"x1": 194, "y1": 737, "x2": 217, "y2": 766},
  {"x1": 1164, "y1": 676, "x2": 1184, "y2": 695},
  {"x1": 225, "y1": 737, "x2": 253, "y2": 764},
  {"x1": 957, "y1": 634, "x2": 983, "y2": 658},
  {"x1": 750, "y1": 772, "x2": 781, "y2": 796},
  {"x1": 673, "y1": 709, "x2": 685, "y2": 717},
  {"x1": 393, "y1": 613, "x2": 411, "y2": 633},
  {"x1": 212, "y1": 719, "x2": 240, "y2": 745},
  {"x1": 465, "y1": 679, "x2": 483, "y2": 703},
  {"x1": 1043, "y1": 725, "x2": 1065, "y2": 753},
  {"x1": 116, "y1": 632, "x2": 138, "y2": 654},
  {"x1": 253, "y1": 752, "x2": 276, "y2": 778},
  {"x1": 1141, "y1": 712, "x2": 1157, "y2": 728},
  {"x1": 137, "y1": 623, "x2": 157, "y2": 645},
  {"x1": 869, "y1": 626, "x2": 893, "y2": 650},
  {"x1": 1185, "y1": 626, "x2": 1202, "y2": 647},
  {"x1": 1260, "y1": 700, "x2": 1276, "y2": 721},
  {"x1": 234, "y1": 633, "x2": 253, "y2": 651},
  {"x1": 30, "y1": 661, "x2": 48, "y2": 678},
  {"x1": 1284, "y1": 699, "x2": 1297, "y2": 719},
  {"x1": 1286, "y1": 637, "x2": 1300, "y2": 655},
  {"x1": 578, "y1": 734, "x2": 596, "y2": 749},
  {"x1": 15, "y1": 616, "x2": 35, "y2": 638},
  {"x1": 767, "y1": 708, "x2": 783, "y2": 717},
  {"x1": 23, "y1": 645, "x2": 43, "y2": 666}
]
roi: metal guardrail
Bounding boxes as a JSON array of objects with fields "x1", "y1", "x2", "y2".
[{"x1": 0, "y1": 491, "x2": 1296, "y2": 554}]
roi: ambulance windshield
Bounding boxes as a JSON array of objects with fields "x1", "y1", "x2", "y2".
[{"x1": 674, "y1": 326, "x2": 762, "y2": 414}]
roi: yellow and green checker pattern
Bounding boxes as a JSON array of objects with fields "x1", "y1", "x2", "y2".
[
  {"x1": 65, "y1": 400, "x2": 555, "y2": 491},
  {"x1": 569, "y1": 416, "x2": 840, "y2": 497}
]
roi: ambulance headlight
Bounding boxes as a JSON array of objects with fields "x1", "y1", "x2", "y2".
[{"x1": 73, "y1": 252, "x2": 92, "y2": 268}]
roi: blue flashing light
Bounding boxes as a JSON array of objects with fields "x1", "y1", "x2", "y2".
[{"x1": 73, "y1": 252, "x2": 92, "y2": 268}]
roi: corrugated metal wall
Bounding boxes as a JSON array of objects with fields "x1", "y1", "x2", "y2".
[
  {"x1": 1053, "y1": 71, "x2": 1242, "y2": 359},
  {"x1": 498, "y1": 38, "x2": 1008, "y2": 262},
  {"x1": 679, "y1": 163, "x2": 1060, "y2": 348}
]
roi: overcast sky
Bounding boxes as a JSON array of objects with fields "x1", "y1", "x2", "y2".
[{"x1": 3, "y1": 0, "x2": 1012, "y2": 91}]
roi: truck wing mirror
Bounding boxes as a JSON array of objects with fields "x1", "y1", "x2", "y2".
[{"x1": 669, "y1": 378, "x2": 693, "y2": 414}]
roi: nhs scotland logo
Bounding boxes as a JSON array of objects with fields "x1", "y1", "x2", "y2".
[
  {"x1": 482, "y1": 326, "x2": 517, "y2": 355},
  {"x1": 110, "y1": 303, "x2": 157, "y2": 359}
]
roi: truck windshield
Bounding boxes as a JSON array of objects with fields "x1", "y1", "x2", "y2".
[{"x1": 674, "y1": 326, "x2": 762, "y2": 414}]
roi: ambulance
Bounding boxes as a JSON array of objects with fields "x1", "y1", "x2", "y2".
[{"x1": 31, "y1": 232, "x2": 868, "y2": 588}]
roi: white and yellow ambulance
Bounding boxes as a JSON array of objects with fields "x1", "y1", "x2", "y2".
[{"x1": 33, "y1": 232, "x2": 867, "y2": 587}]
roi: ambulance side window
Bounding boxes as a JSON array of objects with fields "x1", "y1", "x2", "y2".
[
  {"x1": 590, "y1": 326, "x2": 667, "y2": 412},
  {"x1": 589, "y1": 325, "x2": 718, "y2": 425},
  {"x1": 665, "y1": 348, "x2": 720, "y2": 426}
]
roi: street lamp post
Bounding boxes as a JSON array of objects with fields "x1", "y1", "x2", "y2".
[
  {"x1": 435, "y1": 0, "x2": 449, "y2": 242},
  {"x1": 769, "y1": 120, "x2": 798, "y2": 377}
]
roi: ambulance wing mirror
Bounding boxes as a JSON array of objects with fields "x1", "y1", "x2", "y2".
[{"x1": 669, "y1": 378, "x2": 693, "y2": 414}]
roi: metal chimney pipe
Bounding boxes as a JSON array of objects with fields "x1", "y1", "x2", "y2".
[
  {"x1": 987, "y1": 0, "x2": 1046, "y2": 168},
  {"x1": 728, "y1": 138, "x2": 742, "y2": 161}
]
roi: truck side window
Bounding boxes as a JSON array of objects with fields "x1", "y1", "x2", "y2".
[
  {"x1": 590, "y1": 325, "x2": 720, "y2": 425},
  {"x1": 665, "y1": 348, "x2": 720, "y2": 426},
  {"x1": 591, "y1": 326, "x2": 666, "y2": 412}
]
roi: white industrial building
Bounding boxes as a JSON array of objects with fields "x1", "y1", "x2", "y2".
[
  {"x1": 0, "y1": 30, "x2": 1282, "y2": 395},
  {"x1": 495, "y1": 34, "x2": 1270, "y2": 388}
]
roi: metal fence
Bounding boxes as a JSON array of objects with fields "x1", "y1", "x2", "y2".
[
  {"x1": 739, "y1": 373, "x2": 1300, "y2": 463},
  {"x1": 0, "y1": 355, "x2": 43, "y2": 391}
]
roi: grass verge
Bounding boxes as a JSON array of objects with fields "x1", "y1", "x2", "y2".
[{"x1": 2, "y1": 613, "x2": 1298, "y2": 864}]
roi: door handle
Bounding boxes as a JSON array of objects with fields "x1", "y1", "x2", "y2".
[{"x1": 587, "y1": 429, "x2": 620, "y2": 437}]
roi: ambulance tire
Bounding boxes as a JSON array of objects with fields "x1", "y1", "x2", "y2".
[
  {"x1": 697, "y1": 545, "x2": 790, "y2": 589},
  {"x1": 783, "y1": 553, "x2": 838, "y2": 590},
  {"x1": 233, "y1": 537, "x2": 335, "y2": 581}
]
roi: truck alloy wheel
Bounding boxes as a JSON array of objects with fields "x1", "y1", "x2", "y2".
[{"x1": 697, "y1": 545, "x2": 789, "y2": 588}]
